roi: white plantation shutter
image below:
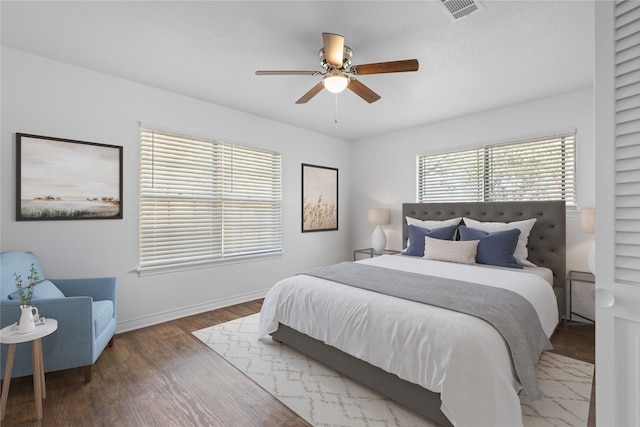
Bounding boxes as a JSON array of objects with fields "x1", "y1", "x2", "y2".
[
  {"x1": 614, "y1": 0, "x2": 640, "y2": 285},
  {"x1": 140, "y1": 129, "x2": 282, "y2": 271},
  {"x1": 418, "y1": 133, "x2": 576, "y2": 205}
]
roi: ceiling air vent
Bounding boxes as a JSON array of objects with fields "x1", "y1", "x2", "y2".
[{"x1": 440, "y1": 0, "x2": 483, "y2": 21}]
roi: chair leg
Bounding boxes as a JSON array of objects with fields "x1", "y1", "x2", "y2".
[
  {"x1": 83, "y1": 336, "x2": 114, "y2": 382},
  {"x1": 84, "y1": 365, "x2": 92, "y2": 383}
]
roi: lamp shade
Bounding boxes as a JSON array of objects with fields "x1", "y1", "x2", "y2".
[
  {"x1": 581, "y1": 208, "x2": 595, "y2": 234},
  {"x1": 581, "y1": 207, "x2": 596, "y2": 274},
  {"x1": 368, "y1": 208, "x2": 390, "y2": 225}
]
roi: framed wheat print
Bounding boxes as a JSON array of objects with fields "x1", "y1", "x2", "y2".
[
  {"x1": 16, "y1": 133, "x2": 123, "y2": 221},
  {"x1": 301, "y1": 163, "x2": 338, "y2": 232}
]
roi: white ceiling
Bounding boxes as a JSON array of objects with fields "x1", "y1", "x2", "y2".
[{"x1": 1, "y1": 1, "x2": 594, "y2": 141}]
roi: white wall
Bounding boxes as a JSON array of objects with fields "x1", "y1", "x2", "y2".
[
  {"x1": 1, "y1": 47, "x2": 352, "y2": 331},
  {"x1": 1, "y1": 47, "x2": 596, "y2": 329},
  {"x1": 350, "y1": 88, "x2": 596, "y2": 319}
]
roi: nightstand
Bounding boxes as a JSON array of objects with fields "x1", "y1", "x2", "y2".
[
  {"x1": 353, "y1": 248, "x2": 400, "y2": 261},
  {"x1": 566, "y1": 270, "x2": 596, "y2": 324}
]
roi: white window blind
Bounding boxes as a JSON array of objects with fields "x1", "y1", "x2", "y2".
[
  {"x1": 417, "y1": 148, "x2": 484, "y2": 202},
  {"x1": 140, "y1": 129, "x2": 282, "y2": 271},
  {"x1": 614, "y1": 0, "x2": 640, "y2": 285},
  {"x1": 418, "y1": 133, "x2": 576, "y2": 205}
]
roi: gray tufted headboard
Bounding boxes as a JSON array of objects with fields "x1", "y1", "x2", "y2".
[{"x1": 402, "y1": 201, "x2": 566, "y2": 289}]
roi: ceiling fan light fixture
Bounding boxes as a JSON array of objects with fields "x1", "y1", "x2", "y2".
[
  {"x1": 322, "y1": 73, "x2": 349, "y2": 94},
  {"x1": 255, "y1": 32, "x2": 418, "y2": 105}
]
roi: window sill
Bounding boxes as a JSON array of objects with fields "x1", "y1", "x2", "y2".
[{"x1": 137, "y1": 251, "x2": 283, "y2": 277}]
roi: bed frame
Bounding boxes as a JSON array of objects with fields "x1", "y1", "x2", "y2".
[{"x1": 271, "y1": 201, "x2": 566, "y2": 426}]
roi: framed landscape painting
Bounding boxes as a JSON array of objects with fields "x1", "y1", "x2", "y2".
[
  {"x1": 16, "y1": 133, "x2": 123, "y2": 221},
  {"x1": 301, "y1": 163, "x2": 338, "y2": 232}
]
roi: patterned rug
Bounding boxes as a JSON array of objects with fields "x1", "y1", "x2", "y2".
[{"x1": 193, "y1": 314, "x2": 593, "y2": 427}]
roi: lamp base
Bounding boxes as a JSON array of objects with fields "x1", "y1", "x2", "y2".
[
  {"x1": 371, "y1": 226, "x2": 387, "y2": 254},
  {"x1": 587, "y1": 243, "x2": 596, "y2": 275}
]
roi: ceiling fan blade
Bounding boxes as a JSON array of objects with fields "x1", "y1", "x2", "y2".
[
  {"x1": 322, "y1": 33, "x2": 344, "y2": 67},
  {"x1": 295, "y1": 82, "x2": 325, "y2": 104},
  {"x1": 350, "y1": 59, "x2": 419, "y2": 75},
  {"x1": 348, "y1": 78, "x2": 381, "y2": 103},
  {"x1": 256, "y1": 70, "x2": 321, "y2": 76}
]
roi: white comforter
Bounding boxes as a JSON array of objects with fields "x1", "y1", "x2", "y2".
[{"x1": 258, "y1": 255, "x2": 559, "y2": 427}]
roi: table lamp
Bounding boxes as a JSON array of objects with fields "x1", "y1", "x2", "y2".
[{"x1": 368, "y1": 208, "x2": 391, "y2": 254}]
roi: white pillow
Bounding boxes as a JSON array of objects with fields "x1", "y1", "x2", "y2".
[
  {"x1": 462, "y1": 217, "x2": 537, "y2": 266},
  {"x1": 423, "y1": 236, "x2": 478, "y2": 264},
  {"x1": 406, "y1": 216, "x2": 462, "y2": 229}
]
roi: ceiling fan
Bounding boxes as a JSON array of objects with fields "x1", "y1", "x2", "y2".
[{"x1": 255, "y1": 33, "x2": 419, "y2": 104}]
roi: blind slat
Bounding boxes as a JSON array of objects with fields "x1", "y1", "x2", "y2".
[
  {"x1": 418, "y1": 134, "x2": 576, "y2": 205},
  {"x1": 139, "y1": 128, "x2": 282, "y2": 270}
]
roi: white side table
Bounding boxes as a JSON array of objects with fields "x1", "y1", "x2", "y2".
[
  {"x1": 0, "y1": 318, "x2": 58, "y2": 421},
  {"x1": 353, "y1": 248, "x2": 401, "y2": 261}
]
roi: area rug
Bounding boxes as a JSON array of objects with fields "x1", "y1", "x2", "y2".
[{"x1": 193, "y1": 314, "x2": 593, "y2": 427}]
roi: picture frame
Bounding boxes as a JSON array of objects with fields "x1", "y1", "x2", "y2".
[
  {"x1": 301, "y1": 163, "x2": 338, "y2": 232},
  {"x1": 16, "y1": 133, "x2": 123, "y2": 221}
]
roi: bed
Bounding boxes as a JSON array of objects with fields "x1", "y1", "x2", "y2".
[{"x1": 258, "y1": 201, "x2": 566, "y2": 426}]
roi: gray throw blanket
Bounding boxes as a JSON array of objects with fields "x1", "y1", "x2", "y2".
[{"x1": 302, "y1": 261, "x2": 552, "y2": 400}]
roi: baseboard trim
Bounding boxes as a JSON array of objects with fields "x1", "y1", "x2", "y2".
[{"x1": 115, "y1": 289, "x2": 269, "y2": 333}]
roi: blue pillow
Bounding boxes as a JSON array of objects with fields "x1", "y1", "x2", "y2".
[
  {"x1": 404, "y1": 224, "x2": 458, "y2": 257},
  {"x1": 8, "y1": 279, "x2": 65, "y2": 301},
  {"x1": 458, "y1": 226, "x2": 523, "y2": 269}
]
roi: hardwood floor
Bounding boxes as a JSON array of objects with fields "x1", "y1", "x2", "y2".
[{"x1": 1, "y1": 301, "x2": 595, "y2": 427}]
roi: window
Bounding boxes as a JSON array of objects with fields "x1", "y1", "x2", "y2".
[
  {"x1": 139, "y1": 128, "x2": 282, "y2": 272},
  {"x1": 417, "y1": 133, "x2": 576, "y2": 205}
]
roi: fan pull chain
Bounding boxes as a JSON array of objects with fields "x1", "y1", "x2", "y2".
[{"x1": 334, "y1": 94, "x2": 339, "y2": 129}]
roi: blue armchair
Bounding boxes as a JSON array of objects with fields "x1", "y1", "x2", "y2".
[{"x1": 1, "y1": 251, "x2": 116, "y2": 382}]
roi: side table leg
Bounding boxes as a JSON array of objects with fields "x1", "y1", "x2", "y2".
[
  {"x1": 37, "y1": 339, "x2": 46, "y2": 399},
  {"x1": 32, "y1": 339, "x2": 43, "y2": 419},
  {"x1": 564, "y1": 278, "x2": 569, "y2": 329},
  {"x1": 1, "y1": 343, "x2": 17, "y2": 421}
]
